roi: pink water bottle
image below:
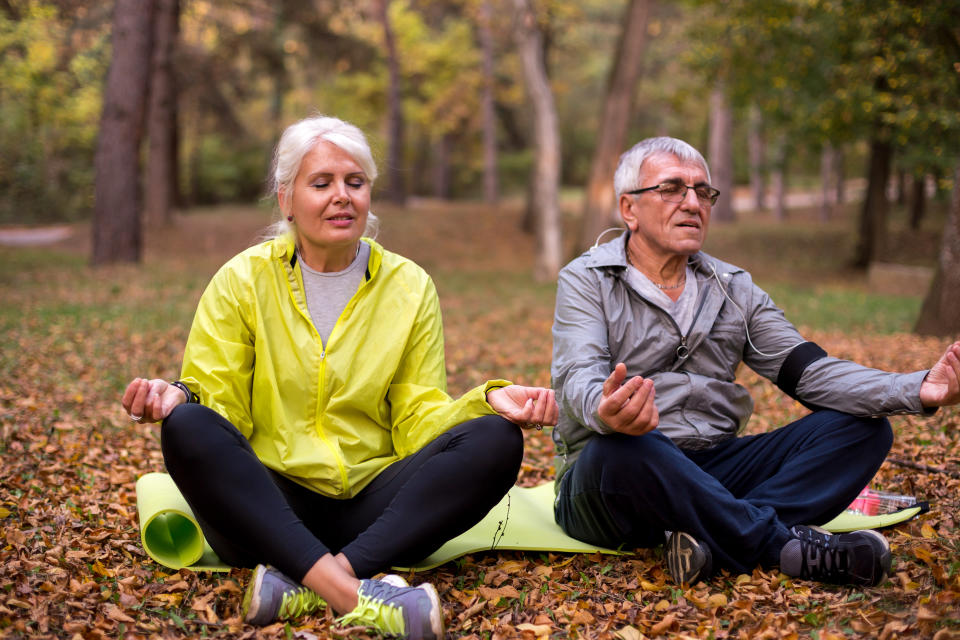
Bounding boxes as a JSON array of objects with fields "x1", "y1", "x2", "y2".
[{"x1": 847, "y1": 487, "x2": 917, "y2": 516}]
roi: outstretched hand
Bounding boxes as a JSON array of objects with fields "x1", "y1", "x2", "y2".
[
  {"x1": 121, "y1": 378, "x2": 187, "y2": 424},
  {"x1": 487, "y1": 385, "x2": 558, "y2": 429},
  {"x1": 919, "y1": 341, "x2": 960, "y2": 408},
  {"x1": 597, "y1": 362, "x2": 659, "y2": 436}
]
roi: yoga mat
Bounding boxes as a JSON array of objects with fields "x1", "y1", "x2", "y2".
[
  {"x1": 134, "y1": 473, "x2": 621, "y2": 573},
  {"x1": 135, "y1": 473, "x2": 229, "y2": 571},
  {"x1": 135, "y1": 473, "x2": 927, "y2": 573},
  {"x1": 393, "y1": 483, "x2": 625, "y2": 572},
  {"x1": 819, "y1": 502, "x2": 928, "y2": 533}
]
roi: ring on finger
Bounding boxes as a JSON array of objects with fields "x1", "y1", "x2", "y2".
[{"x1": 130, "y1": 414, "x2": 143, "y2": 422}]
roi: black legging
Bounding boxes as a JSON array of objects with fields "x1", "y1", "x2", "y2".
[{"x1": 161, "y1": 403, "x2": 523, "y2": 581}]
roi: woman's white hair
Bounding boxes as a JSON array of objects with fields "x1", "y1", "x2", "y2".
[
  {"x1": 265, "y1": 114, "x2": 380, "y2": 239},
  {"x1": 613, "y1": 137, "x2": 712, "y2": 197}
]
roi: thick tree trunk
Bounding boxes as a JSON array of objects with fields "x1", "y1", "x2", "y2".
[
  {"x1": 819, "y1": 142, "x2": 835, "y2": 222},
  {"x1": 145, "y1": 0, "x2": 179, "y2": 227},
  {"x1": 708, "y1": 82, "x2": 734, "y2": 222},
  {"x1": 91, "y1": 0, "x2": 156, "y2": 265},
  {"x1": 914, "y1": 163, "x2": 960, "y2": 336},
  {"x1": 479, "y1": 0, "x2": 499, "y2": 204},
  {"x1": 513, "y1": 0, "x2": 562, "y2": 281},
  {"x1": 748, "y1": 104, "x2": 765, "y2": 211},
  {"x1": 378, "y1": 0, "x2": 406, "y2": 205},
  {"x1": 853, "y1": 137, "x2": 892, "y2": 268},
  {"x1": 577, "y1": 0, "x2": 650, "y2": 252}
]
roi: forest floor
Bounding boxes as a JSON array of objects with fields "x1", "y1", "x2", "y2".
[{"x1": 1, "y1": 198, "x2": 958, "y2": 639}]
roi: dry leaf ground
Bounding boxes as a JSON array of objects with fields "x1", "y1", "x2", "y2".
[{"x1": 1, "y1": 199, "x2": 958, "y2": 639}]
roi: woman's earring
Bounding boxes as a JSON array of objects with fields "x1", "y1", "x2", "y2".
[{"x1": 287, "y1": 215, "x2": 294, "y2": 222}]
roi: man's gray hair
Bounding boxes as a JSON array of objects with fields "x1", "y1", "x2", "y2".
[{"x1": 613, "y1": 137, "x2": 711, "y2": 197}]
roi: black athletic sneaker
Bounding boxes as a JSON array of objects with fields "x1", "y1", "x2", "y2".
[
  {"x1": 665, "y1": 531, "x2": 713, "y2": 584},
  {"x1": 780, "y1": 525, "x2": 891, "y2": 587}
]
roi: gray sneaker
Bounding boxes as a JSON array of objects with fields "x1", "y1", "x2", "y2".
[
  {"x1": 665, "y1": 531, "x2": 713, "y2": 584},
  {"x1": 780, "y1": 525, "x2": 891, "y2": 586},
  {"x1": 241, "y1": 564, "x2": 326, "y2": 625},
  {"x1": 338, "y1": 578, "x2": 443, "y2": 640}
]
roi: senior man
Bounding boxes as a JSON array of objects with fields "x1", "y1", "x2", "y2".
[{"x1": 551, "y1": 136, "x2": 960, "y2": 587}]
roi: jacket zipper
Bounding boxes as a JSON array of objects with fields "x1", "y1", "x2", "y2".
[{"x1": 675, "y1": 291, "x2": 711, "y2": 363}]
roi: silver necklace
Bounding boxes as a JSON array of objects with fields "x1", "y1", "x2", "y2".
[{"x1": 626, "y1": 249, "x2": 686, "y2": 290}]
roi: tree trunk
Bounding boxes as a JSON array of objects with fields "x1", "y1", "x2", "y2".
[
  {"x1": 378, "y1": 0, "x2": 405, "y2": 205},
  {"x1": 479, "y1": 0, "x2": 499, "y2": 204},
  {"x1": 909, "y1": 173, "x2": 926, "y2": 230},
  {"x1": 433, "y1": 134, "x2": 451, "y2": 199},
  {"x1": 269, "y1": 6, "x2": 287, "y2": 141},
  {"x1": 819, "y1": 142, "x2": 835, "y2": 222},
  {"x1": 748, "y1": 104, "x2": 765, "y2": 211},
  {"x1": 835, "y1": 145, "x2": 846, "y2": 206},
  {"x1": 708, "y1": 82, "x2": 734, "y2": 222},
  {"x1": 91, "y1": 0, "x2": 156, "y2": 265},
  {"x1": 914, "y1": 163, "x2": 960, "y2": 336},
  {"x1": 895, "y1": 169, "x2": 906, "y2": 205},
  {"x1": 770, "y1": 134, "x2": 787, "y2": 222},
  {"x1": 577, "y1": 0, "x2": 650, "y2": 252},
  {"x1": 513, "y1": 0, "x2": 562, "y2": 281},
  {"x1": 145, "y1": 0, "x2": 179, "y2": 227},
  {"x1": 853, "y1": 137, "x2": 892, "y2": 268}
]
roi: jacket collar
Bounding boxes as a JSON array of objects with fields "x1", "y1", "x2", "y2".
[
  {"x1": 275, "y1": 233, "x2": 384, "y2": 281},
  {"x1": 584, "y1": 232, "x2": 742, "y2": 280}
]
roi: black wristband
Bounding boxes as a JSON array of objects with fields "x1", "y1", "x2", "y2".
[{"x1": 170, "y1": 381, "x2": 197, "y2": 404}]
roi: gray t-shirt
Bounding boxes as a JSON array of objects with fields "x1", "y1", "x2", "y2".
[
  {"x1": 624, "y1": 263, "x2": 698, "y2": 335},
  {"x1": 299, "y1": 242, "x2": 371, "y2": 344}
]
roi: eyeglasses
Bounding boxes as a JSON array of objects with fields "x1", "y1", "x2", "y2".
[{"x1": 625, "y1": 181, "x2": 720, "y2": 206}]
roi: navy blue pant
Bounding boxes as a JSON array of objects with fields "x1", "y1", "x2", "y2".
[
  {"x1": 162, "y1": 403, "x2": 523, "y2": 581},
  {"x1": 555, "y1": 410, "x2": 893, "y2": 574}
]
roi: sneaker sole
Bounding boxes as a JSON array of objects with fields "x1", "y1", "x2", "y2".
[
  {"x1": 667, "y1": 532, "x2": 708, "y2": 584},
  {"x1": 242, "y1": 564, "x2": 269, "y2": 624},
  {"x1": 417, "y1": 582, "x2": 444, "y2": 640}
]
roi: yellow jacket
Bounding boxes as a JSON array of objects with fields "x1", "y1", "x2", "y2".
[{"x1": 180, "y1": 235, "x2": 508, "y2": 498}]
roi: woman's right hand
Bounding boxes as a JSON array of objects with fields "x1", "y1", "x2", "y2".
[{"x1": 121, "y1": 378, "x2": 186, "y2": 424}]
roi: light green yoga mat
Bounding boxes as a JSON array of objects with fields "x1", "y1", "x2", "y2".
[
  {"x1": 135, "y1": 473, "x2": 621, "y2": 572},
  {"x1": 135, "y1": 472, "x2": 925, "y2": 573}
]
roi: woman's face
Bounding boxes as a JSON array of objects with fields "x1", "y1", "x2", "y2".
[{"x1": 281, "y1": 140, "x2": 371, "y2": 272}]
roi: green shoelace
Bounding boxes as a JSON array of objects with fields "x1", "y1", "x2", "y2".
[
  {"x1": 338, "y1": 592, "x2": 406, "y2": 635},
  {"x1": 277, "y1": 587, "x2": 326, "y2": 620}
]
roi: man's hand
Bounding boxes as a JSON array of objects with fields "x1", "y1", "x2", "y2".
[
  {"x1": 597, "y1": 362, "x2": 659, "y2": 435},
  {"x1": 919, "y1": 341, "x2": 960, "y2": 408}
]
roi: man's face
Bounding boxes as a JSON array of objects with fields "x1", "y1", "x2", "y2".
[{"x1": 620, "y1": 153, "x2": 712, "y2": 261}]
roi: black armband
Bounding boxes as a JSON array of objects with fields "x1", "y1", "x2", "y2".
[
  {"x1": 776, "y1": 342, "x2": 827, "y2": 407},
  {"x1": 170, "y1": 380, "x2": 198, "y2": 404}
]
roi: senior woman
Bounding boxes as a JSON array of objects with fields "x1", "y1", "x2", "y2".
[{"x1": 121, "y1": 114, "x2": 557, "y2": 640}]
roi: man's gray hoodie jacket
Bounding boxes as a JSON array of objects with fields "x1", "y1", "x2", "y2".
[{"x1": 551, "y1": 234, "x2": 930, "y2": 484}]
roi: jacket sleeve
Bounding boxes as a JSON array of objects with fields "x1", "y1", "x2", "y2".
[
  {"x1": 551, "y1": 264, "x2": 616, "y2": 434},
  {"x1": 387, "y1": 278, "x2": 508, "y2": 457},
  {"x1": 741, "y1": 281, "x2": 929, "y2": 416},
  {"x1": 179, "y1": 264, "x2": 256, "y2": 437}
]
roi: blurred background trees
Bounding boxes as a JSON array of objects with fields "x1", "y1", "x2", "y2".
[{"x1": 1, "y1": 0, "x2": 958, "y2": 328}]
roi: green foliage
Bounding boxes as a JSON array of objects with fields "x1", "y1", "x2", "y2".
[
  {"x1": 0, "y1": 2, "x2": 109, "y2": 223},
  {"x1": 685, "y1": 0, "x2": 960, "y2": 174},
  {"x1": 188, "y1": 136, "x2": 267, "y2": 205}
]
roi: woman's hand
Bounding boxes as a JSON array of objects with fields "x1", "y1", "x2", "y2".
[
  {"x1": 121, "y1": 378, "x2": 187, "y2": 424},
  {"x1": 487, "y1": 386, "x2": 558, "y2": 429}
]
